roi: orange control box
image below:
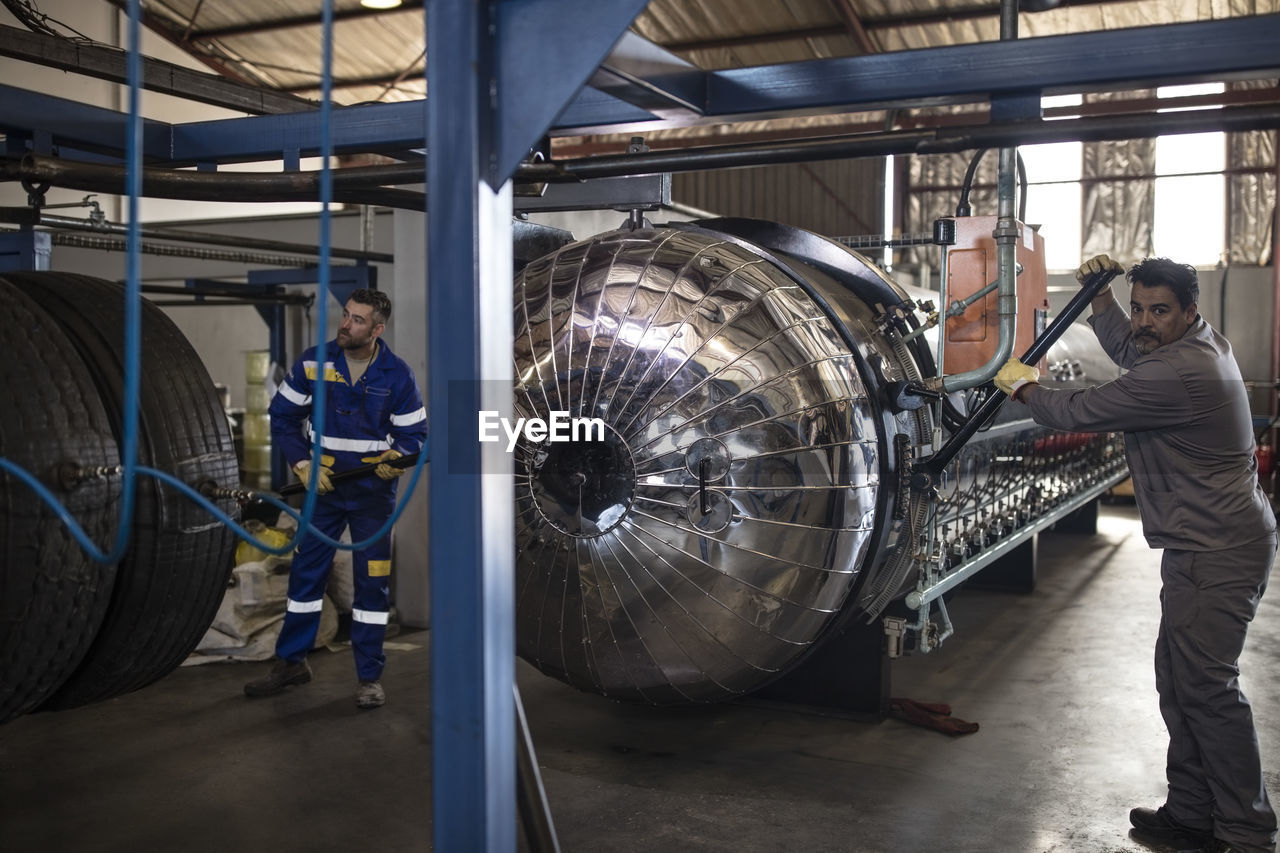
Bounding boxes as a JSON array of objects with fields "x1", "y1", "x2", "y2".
[{"x1": 942, "y1": 216, "x2": 1049, "y2": 374}]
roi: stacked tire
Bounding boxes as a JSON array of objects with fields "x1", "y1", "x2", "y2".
[{"x1": 0, "y1": 273, "x2": 239, "y2": 724}]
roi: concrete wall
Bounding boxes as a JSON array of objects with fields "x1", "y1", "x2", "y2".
[{"x1": 39, "y1": 209, "x2": 395, "y2": 408}]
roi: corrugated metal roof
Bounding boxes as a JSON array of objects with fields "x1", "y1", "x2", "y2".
[{"x1": 95, "y1": 0, "x2": 1280, "y2": 144}]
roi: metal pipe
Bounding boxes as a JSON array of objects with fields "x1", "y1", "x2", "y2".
[
  {"x1": 1, "y1": 154, "x2": 426, "y2": 210},
  {"x1": 936, "y1": 238, "x2": 950, "y2": 382},
  {"x1": 899, "y1": 267, "x2": 1022, "y2": 343},
  {"x1": 949, "y1": 277, "x2": 1000, "y2": 317},
  {"x1": 934, "y1": 595, "x2": 954, "y2": 645},
  {"x1": 7, "y1": 105, "x2": 1279, "y2": 205},
  {"x1": 148, "y1": 298, "x2": 307, "y2": 307},
  {"x1": 1000, "y1": 0, "x2": 1018, "y2": 45},
  {"x1": 940, "y1": 1, "x2": 1021, "y2": 393},
  {"x1": 518, "y1": 105, "x2": 1280, "y2": 182},
  {"x1": 33, "y1": 212, "x2": 393, "y2": 263},
  {"x1": 140, "y1": 283, "x2": 314, "y2": 302},
  {"x1": 360, "y1": 204, "x2": 375, "y2": 253},
  {"x1": 2, "y1": 228, "x2": 319, "y2": 267},
  {"x1": 1272, "y1": 143, "x2": 1280, "y2": 497},
  {"x1": 515, "y1": 684, "x2": 561, "y2": 853},
  {"x1": 941, "y1": 147, "x2": 1019, "y2": 391}
]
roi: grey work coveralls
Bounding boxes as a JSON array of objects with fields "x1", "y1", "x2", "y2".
[{"x1": 1019, "y1": 300, "x2": 1277, "y2": 853}]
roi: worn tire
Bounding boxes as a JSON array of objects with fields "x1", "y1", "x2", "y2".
[
  {"x1": 4, "y1": 272, "x2": 240, "y2": 709},
  {"x1": 0, "y1": 278, "x2": 121, "y2": 724}
]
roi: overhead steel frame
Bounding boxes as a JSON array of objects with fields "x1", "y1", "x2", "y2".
[
  {"x1": 3, "y1": 8, "x2": 1280, "y2": 850},
  {"x1": 5, "y1": 15, "x2": 1280, "y2": 168}
]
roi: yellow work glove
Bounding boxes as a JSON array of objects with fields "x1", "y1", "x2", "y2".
[
  {"x1": 1074, "y1": 253, "x2": 1124, "y2": 285},
  {"x1": 994, "y1": 358, "x2": 1039, "y2": 399},
  {"x1": 374, "y1": 449, "x2": 407, "y2": 480},
  {"x1": 293, "y1": 459, "x2": 334, "y2": 495}
]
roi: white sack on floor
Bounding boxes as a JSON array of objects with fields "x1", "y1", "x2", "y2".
[{"x1": 183, "y1": 515, "x2": 338, "y2": 666}]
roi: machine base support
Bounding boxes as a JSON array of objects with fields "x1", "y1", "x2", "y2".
[
  {"x1": 1051, "y1": 496, "x2": 1100, "y2": 535},
  {"x1": 747, "y1": 615, "x2": 891, "y2": 721},
  {"x1": 969, "y1": 533, "x2": 1038, "y2": 594}
]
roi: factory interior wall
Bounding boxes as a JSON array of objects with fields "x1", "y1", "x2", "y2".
[
  {"x1": 39, "y1": 209, "x2": 395, "y2": 410},
  {"x1": 0, "y1": 0, "x2": 325, "y2": 222},
  {"x1": 390, "y1": 209, "x2": 429, "y2": 628}
]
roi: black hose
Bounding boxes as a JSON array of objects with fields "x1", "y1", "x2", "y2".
[
  {"x1": 1219, "y1": 263, "x2": 1229, "y2": 337},
  {"x1": 954, "y1": 148, "x2": 1028, "y2": 221}
]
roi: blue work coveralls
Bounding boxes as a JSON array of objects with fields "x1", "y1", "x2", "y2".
[{"x1": 269, "y1": 339, "x2": 427, "y2": 682}]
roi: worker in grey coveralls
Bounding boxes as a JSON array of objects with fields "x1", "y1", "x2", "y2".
[{"x1": 995, "y1": 254, "x2": 1277, "y2": 853}]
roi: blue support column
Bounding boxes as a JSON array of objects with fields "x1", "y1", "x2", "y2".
[
  {"x1": 426, "y1": 2, "x2": 515, "y2": 851},
  {"x1": 425, "y1": 2, "x2": 651, "y2": 848},
  {"x1": 0, "y1": 230, "x2": 50, "y2": 272}
]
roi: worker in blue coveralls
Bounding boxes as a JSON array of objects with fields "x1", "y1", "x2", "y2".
[
  {"x1": 244, "y1": 288, "x2": 427, "y2": 710},
  {"x1": 996, "y1": 256, "x2": 1276, "y2": 853}
]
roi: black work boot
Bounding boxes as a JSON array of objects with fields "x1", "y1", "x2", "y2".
[
  {"x1": 244, "y1": 658, "x2": 313, "y2": 698},
  {"x1": 1129, "y1": 806, "x2": 1214, "y2": 849},
  {"x1": 1198, "y1": 840, "x2": 1247, "y2": 853}
]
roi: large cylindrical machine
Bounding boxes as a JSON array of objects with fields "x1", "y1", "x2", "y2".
[
  {"x1": 0, "y1": 273, "x2": 239, "y2": 724},
  {"x1": 512, "y1": 218, "x2": 1124, "y2": 705}
]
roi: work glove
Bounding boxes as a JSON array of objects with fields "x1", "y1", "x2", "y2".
[
  {"x1": 1074, "y1": 253, "x2": 1124, "y2": 285},
  {"x1": 374, "y1": 449, "x2": 407, "y2": 480},
  {"x1": 293, "y1": 459, "x2": 334, "y2": 494},
  {"x1": 994, "y1": 358, "x2": 1039, "y2": 399}
]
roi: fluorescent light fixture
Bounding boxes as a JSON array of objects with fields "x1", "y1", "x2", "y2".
[{"x1": 360, "y1": 0, "x2": 402, "y2": 9}]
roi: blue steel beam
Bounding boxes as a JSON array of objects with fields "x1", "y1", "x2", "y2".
[
  {"x1": 426, "y1": 0, "x2": 515, "y2": 849},
  {"x1": 588, "y1": 30, "x2": 704, "y2": 120},
  {"x1": 246, "y1": 263, "x2": 374, "y2": 307},
  {"x1": 166, "y1": 12, "x2": 1280, "y2": 162},
  {"x1": 171, "y1": 99, "x2": 432, "y2": 166},
  {"x1": 427, "y1": 0, "x2": 644, "y2": 848},
  {"x1": 703, "y1": 14, "x2": 1280, "y2": 118},
  {"x1": 0, "y1": 84, "x2": 171, "y2": 160},
  {"x1": 492, "y1": 0, "x2": 653, "y2": 181},
  {"x1": 549, "y1": 84, "x2": 668, "y2": 135},
  {"x1": 550, "y1": 13, "x2": 1280, "y2": 135},
  {"x1": 11, "y1": 14, "x2": 1279, "y2": 170}
]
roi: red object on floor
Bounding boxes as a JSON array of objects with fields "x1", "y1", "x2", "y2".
[{"x1": 889, "y1": 698, "x2": 980, "y2": 736}]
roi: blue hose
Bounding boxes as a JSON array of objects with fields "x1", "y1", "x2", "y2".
[{"x1": 0, "y1": 0, "x2": 429, "y2": 559}]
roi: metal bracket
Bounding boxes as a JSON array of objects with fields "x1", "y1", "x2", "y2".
[{"x1": 513, "y1": 173, "x2": 670, "y2": 213}]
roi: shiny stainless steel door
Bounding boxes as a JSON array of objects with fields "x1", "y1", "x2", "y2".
[{"x1": 513, "y1": 226, "x2": 884, "y2": 703}]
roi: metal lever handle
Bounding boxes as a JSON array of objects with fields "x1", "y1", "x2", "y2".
[
  {"x1": 275, "y1": 450, "x2": 422, "y2": 497},
  {"x1": 699, "y1": 457, "x2": 710, "y2": 515},
  {"x1": 918, "y1": 267, "x2": 1120, "y2": 481}
]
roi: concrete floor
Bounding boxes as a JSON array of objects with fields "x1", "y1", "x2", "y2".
[{"x1": 3, "y1": 502, "x2": 1278, "y2": 853}]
